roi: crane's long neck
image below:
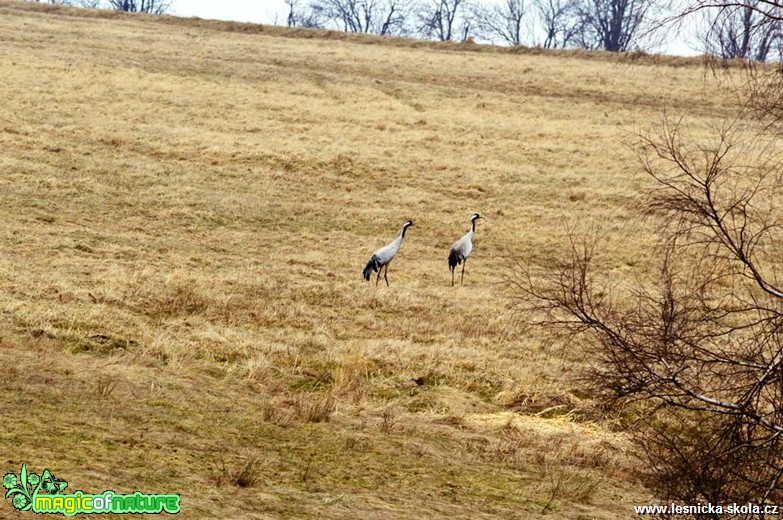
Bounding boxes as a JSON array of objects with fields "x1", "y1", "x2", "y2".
[
  {"x1": 401, "y1": 225, "x2": 410, "y2": 239},
  {"x1": 388, "y1": 233, "x2": 404, "y2": 252},
  {"x1": 471, "y1": 220, "x2": 477, "y2": 233}
]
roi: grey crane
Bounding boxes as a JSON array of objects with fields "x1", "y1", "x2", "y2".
[
  {"x1": 362, "y1": 220, "x2": 414, "y2": 286},
  {"x1": 448, "y1": 213, "x2": 483, "y2": 286}
]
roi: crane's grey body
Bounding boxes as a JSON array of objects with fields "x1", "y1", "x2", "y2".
[
  {"x1": 448, "y1": 213, "x2": 482, "y2": 286},
  {"x1": 363, "y1": 221, "x2": 414, "y2": 286}
]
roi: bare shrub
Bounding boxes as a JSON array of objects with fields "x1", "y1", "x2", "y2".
[{"x1": 511, "y1": 114, "x2": 783, "y2": 507}]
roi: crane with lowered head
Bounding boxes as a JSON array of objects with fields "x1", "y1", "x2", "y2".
[{"x1": 363, "y1": 220, "x2": 414, "y2": 286}]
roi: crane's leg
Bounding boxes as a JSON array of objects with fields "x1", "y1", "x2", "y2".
[
  {"x1": 451, "y1": 267, "x2": 455, "y2": 287},
  {"x1": 384, "y1": 265, "x2": 390, "y2": 287},
  {"x1": 461, "y1": 259, "x2": 467, "y2": 284},
  {"x1": 376, "y1": 267, "x2": 382, "y2": 286}
]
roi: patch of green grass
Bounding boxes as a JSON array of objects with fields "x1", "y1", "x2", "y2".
[{"x1": 69, "y1": 333, "x2": 137, "y2": 355}]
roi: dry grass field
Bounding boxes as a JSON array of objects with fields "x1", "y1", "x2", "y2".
[{"x1": 0, "y1": 1, "x2": 745, "y2": 517}]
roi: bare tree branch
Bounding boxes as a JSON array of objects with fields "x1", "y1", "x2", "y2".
[
  {"x1": 308, "y1": 0, "x2": 410, "y2": 34},
  {"x1": 417, "y1": 0, "x2": 472, "y2": 41},
  {"x1": 510, "y1": 114, "x2": 783, "y2": 504},
  {"x1": 473, "y1": 0, "x2": 528, "y2": 45}
]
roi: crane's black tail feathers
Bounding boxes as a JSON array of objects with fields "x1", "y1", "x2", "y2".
[
  {"x1": 448, "y1": 249, "x2": 461, "y2": 272},
  {"x1": 363, "y1": 255, "x2": 381, "y2": 281}
]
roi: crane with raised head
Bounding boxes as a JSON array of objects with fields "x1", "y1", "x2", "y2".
[{"x1": 448, "y1": 213, "x2": 483, "y2": 286}]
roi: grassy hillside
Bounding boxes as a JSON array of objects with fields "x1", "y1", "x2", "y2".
[{"x1": 0, "y1": 1, "x2": 741, "y2": 518}]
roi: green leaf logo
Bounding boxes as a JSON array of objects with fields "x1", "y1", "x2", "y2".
[
  {"x1": 4, "y1": 465, "x2": 68, "y2": 511},
  {"x1": 4, "y1": 464, "x2": 33, "y2": 511}
]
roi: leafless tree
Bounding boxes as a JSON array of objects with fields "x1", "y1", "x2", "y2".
[
  {"x1": 285, "y1": 0, "x2": 325, "y2": 27},
  {"x1": 573, "y1": 0, "x2": 655, "y2": 50},
  {"x1": 106, "y1": 0, "x2": 170, "y2": 14},
  {"x1": 511, "y1": 114, "x2": 783, "y2": 505},
  {"x1": 702, "y1": 1, "x2": 783, "y2": 61},
  {"x1": 417, "y1": 0, "x2": 472, "y2": 41},
  {"x1": 659, "y1": 0, "x2": 783, "y2": 60},
  {"x1": 473, "y1": 0, "x2": 528, "y2": 45},
  {"x1": 307, "y1": 0, "x2": 410, "y2": 35},
  {"x1": 534, "y1": 0, "x2": 581, "y2": 47}
]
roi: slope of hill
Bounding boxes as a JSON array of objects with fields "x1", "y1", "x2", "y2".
[{"x1": 0, "y1": 1, "x2": 739, "y2": 517}]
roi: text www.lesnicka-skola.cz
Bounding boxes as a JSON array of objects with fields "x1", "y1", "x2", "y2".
[{"x1": 633, "y1": 503, "x2": 779, "y2": 516}]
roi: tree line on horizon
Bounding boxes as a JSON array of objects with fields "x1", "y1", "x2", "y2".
[
  {"x1": 23, "y1": 0, "x2": 783, "y2": 61},
  {"x1": 28, "y1": 0, "x2": 170, "y2": 15}
]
